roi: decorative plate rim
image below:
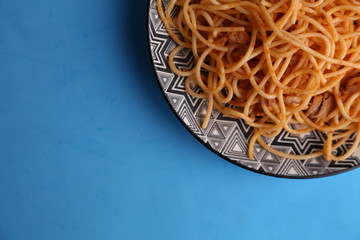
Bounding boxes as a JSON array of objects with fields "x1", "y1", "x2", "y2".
[{"x1": 146, "y1": 0, "x2": 360, "y2": 179}]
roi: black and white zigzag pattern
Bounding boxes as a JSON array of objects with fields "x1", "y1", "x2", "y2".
[{"x1": 148, "y1": 0, "x2": 360, "y2": 178}]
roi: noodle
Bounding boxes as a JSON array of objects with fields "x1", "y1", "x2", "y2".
[{"x1": 157, "y1": 0, "x2": 360, "y2": 161}]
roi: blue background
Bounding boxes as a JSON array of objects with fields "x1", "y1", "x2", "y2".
[{"x1": 0, "y1": 0, "x2": 360, "y2": 239}]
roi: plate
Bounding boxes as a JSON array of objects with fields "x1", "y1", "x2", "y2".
[{"x1": 147, "y1": 0, "x2": 360, "y2": 178}]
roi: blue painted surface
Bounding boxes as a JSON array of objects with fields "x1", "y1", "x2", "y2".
[{"x1": 0, "y1": 0, "x2": 360, "y2": 239}]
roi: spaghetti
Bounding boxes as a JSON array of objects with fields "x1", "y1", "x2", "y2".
[{"x1": 157, "y1": 0, "x2": 360, "y2": 161}]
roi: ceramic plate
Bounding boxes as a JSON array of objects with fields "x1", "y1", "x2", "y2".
[{"x1": 147, "y1": 0, "x2": 360, "y2": 178}]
